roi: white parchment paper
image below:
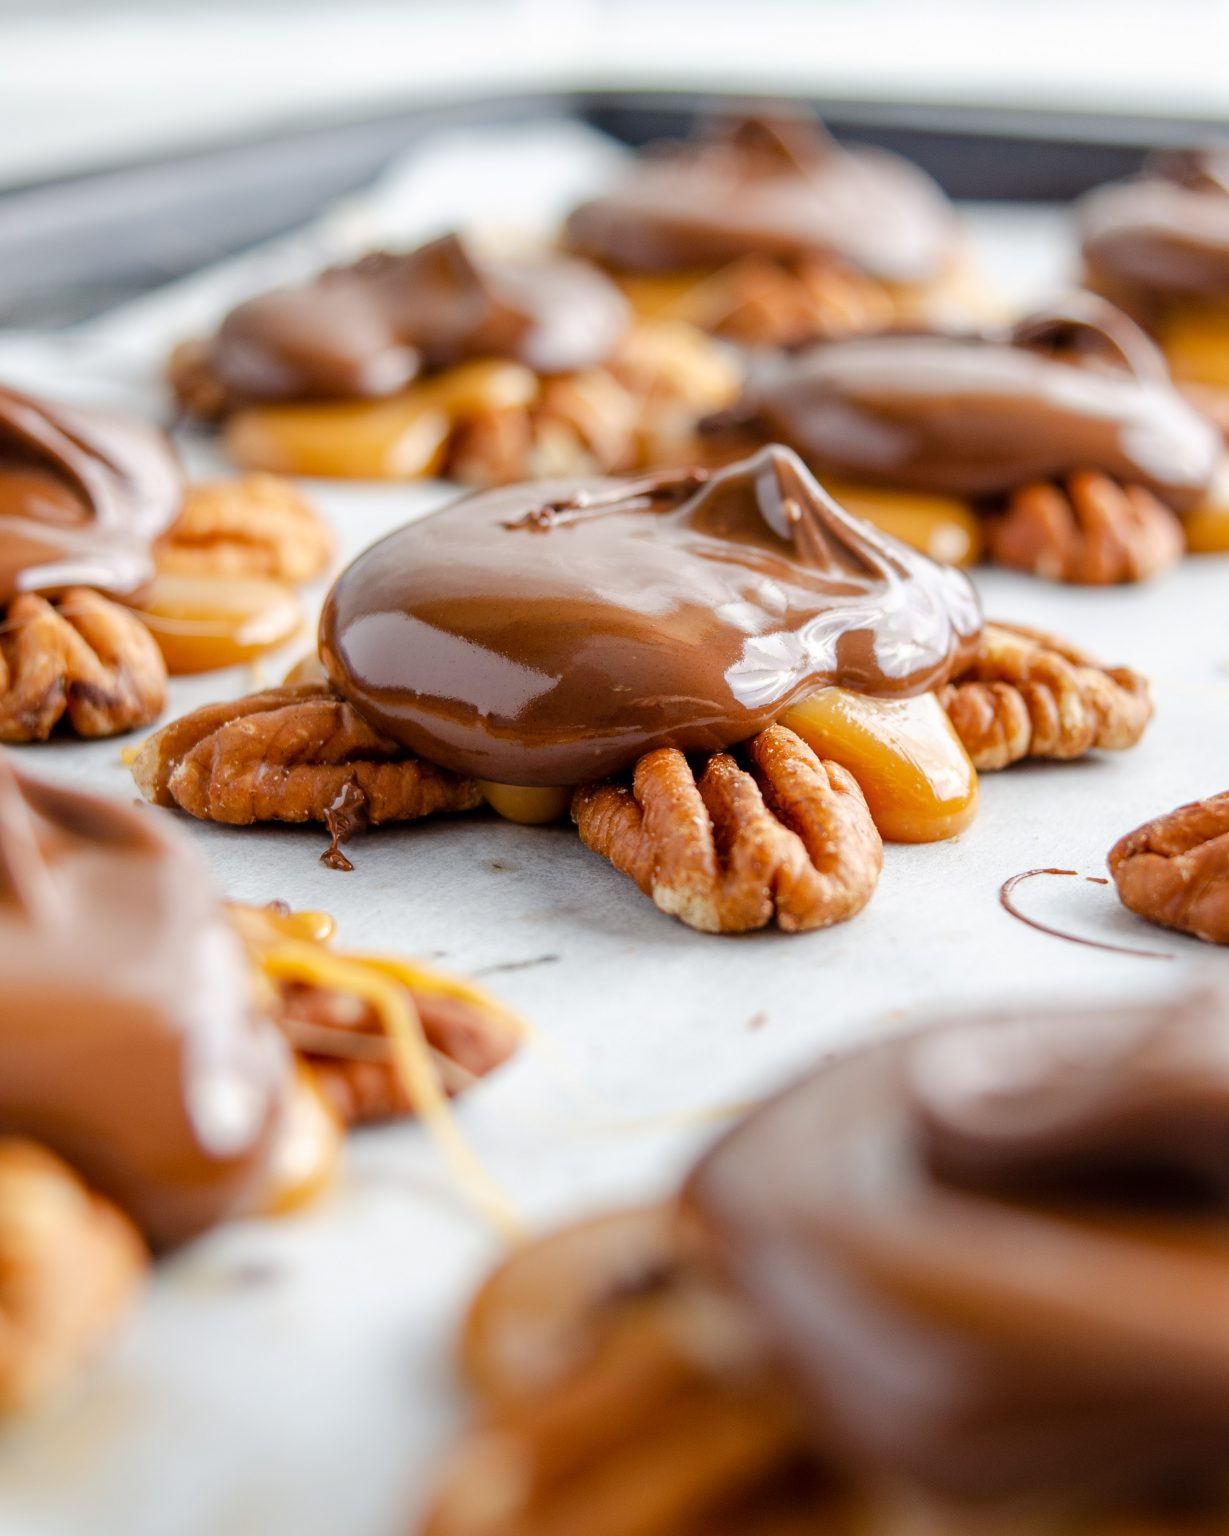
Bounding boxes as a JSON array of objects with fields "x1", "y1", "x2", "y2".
[{"x1": 0, "y1": 123, "x2": 1224, "y2": 1536}]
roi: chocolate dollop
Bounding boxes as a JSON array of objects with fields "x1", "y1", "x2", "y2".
[
  {"x1": 1081, "y1": 145, "x2": 1229, "y2": 305},
  {"x1": 566, "y1": 113, "x2": 955, "y2": 284},
  {"x1": 711, "y1": 297, "x2": 1220, "y2": 507},
  {"x1": 0, "y1": 756, "x2": 289, "y2": 1249},
  {"x1": 209, "y1": 233, "x2": 632, "y2": 405},
  {"x1": 320, "y1": 446, "x2": 981, "y2": 786},
  {"x1": 684, "y1": 987, "x2": 1229, "y2": 1506},
  {"x1": 0, "y1": 385, "x2": 183, "y2": 605}
]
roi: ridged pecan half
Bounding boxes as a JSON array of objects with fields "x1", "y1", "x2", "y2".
[
  {"x1": 0, "y1": 589, "x2": 167, "y2": 743},
  {"x1": 275, "y1": 979, "x2": 518, "y2": 1126},
  {"x1": 0, "y1": 1139, "x2": 146, "y2": 1417},
  {"x1": 1108, "y1": 791, "x2": 1229, "y2": 944},
  {"x1": 572, "y1": 724, "x2": 882, "y2": 934},
  {"x1": 130, "y1": 681, "x2": 482, "y2": 830},
  {"x1": 938, "y1": 622, "x2": 1153, "y2": 771},
  {"x1": 156, "y1": 474, "x2": 334, "y2": 583},
  {"x1": 985, "y1": 472, "x2": 1185, "y2": 585},
  {"x1": 450, "y1": 369, "x2": 641, "y2": 486},
  {"x1": 449, "y1": 324, "x2": 738, "y2": 487},
  {"x1": 668, "y1": 254, "x2": 895, "y2": 349}
]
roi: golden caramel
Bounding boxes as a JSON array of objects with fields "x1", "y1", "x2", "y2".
[
  {"x1": 224, "y1": 360, "x2": 540, "y2": 480},
  {"x1": 820, "y1": 478, "x2": 983, "y2": 566},
  {"x1": 131, "y1": 572, "x2": 305, "y2": 674},
  {"x1": 478, "y1": 781, "x2": 572, "y2": 825},
  {"x1": 258, "y1": 1065, "x2": 342, "y2": 1216},
  {"x1": 1183, "y1": 459, "x2": 1229, "y2": 553},
  {"x1": 779, "y1": 687, "x2": 978, "y2": 843},
  {"x1": 1156, "y1": 298, "x2": 1229, "y2": 389}
]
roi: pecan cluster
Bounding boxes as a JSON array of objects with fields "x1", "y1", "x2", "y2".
[
  {"x1": 451, "y1": 324, "x2": 739, "y2": 486},
  {"x1": 0, "y1": 1140, "x2": 146, "y2": 1416},
  {"x1": 131, "y1": 681, "x2": 482, "y2": 834},
  {"x1": 667, "y1": 254, "x2": 897, "y2": 349},
  {"x1": 986, "y1": 472, "x2": 1185, "y2": 585},
  {"x1": 938, "y1": 622, "x2": 1153, "y2": 770},
  {"x1": 572, "y1": 724, "x2": 882, "y2": 934},
  {"x1": 1109, "y1": 791, "x2": 1229, "y2": 945},
  {"x1": 156, "y1": 474, "x2": 334, "y2": 583},
  {"x1": 0, "y1": 588, "x2": 167, "y2": 743}
]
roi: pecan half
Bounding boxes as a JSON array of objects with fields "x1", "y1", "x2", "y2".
[
  {"x1": 676, "y1": 255, "x2": 896, "y2": 349},
  {"x1": 572, "y1": 724, "x2": 882, "y2": 934},
  {"x1": 275, "y1": 978, "x2": 518, "y2": 1126},
  {"x1": 0, "y1": 1139, "x2": 146, "y2": 1416},
  {"x1": 0, "y1": 589, "x2": 167, "y2": 743},
  {"x1": 1108, "y1": 792, "x2": 1229, "y2": 944},
  {"x1": 985, "y1": 472, "x2": 1185, "y2": 585},
  {"x1": 130, "y1": 681, "x2": 482, "y2": 830},
  {"x1": 450, "y1": 369, "x2": 641, "y2": 486},
  {"x1": 156, "y1": 474, "x2": 334, "y2": 584},
  {"x1": 938, "y1": 622, "x2": 1153, "y2": 770},
  {"x1": 450, "y1": 325, "x2": 738, "y2": 486}
]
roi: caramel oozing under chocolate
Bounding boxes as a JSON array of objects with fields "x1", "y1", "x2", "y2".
[
  {"x1": 713, "y1": 297, "x2": 1220, "y2": 507},
  {"x1": 0, "y1": 385, "x2": 183, "y2": 605},
  {"x1": 0, "y1": 755, "x2": 290, "y2": 1250},
  {"x1": 208, "y1": 234, "x2": 631, "y2": 408},
  {"x1": 683, "y1": 987, "x2": 1229, "y2": 1508},
  {"x1": 320, "y1": 446, "x2": 982, "y2": 786},
  {"x1": 566, "y1": 112, "x2": 955, "y2": 284}
]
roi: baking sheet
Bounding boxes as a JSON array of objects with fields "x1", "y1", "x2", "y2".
[{"x1": 0, "y1": 121, "x2": 1226, "y2": 1536}]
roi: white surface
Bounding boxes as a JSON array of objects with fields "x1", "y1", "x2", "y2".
[
  {"x1": 4, "y1": 0, "x2": 1229, "y2": 188},
  {"x1": 0, "y1": 123, "x2": 1225, "y2": 1536}
]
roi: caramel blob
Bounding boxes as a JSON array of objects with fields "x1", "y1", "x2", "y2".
[
  {"x1": 258, "y1": 1065, "x2": 343, "y2": 1217},
  {"x1": 779, "y1": 687, "x2": 978, "y2": 843},
  {"x1": 817, "y1": 477, "x2": 982, "y2": 566},
  {"x1": 1184, "y1": 459, "x2": 1229, "y2": 552},
  {"x1": 478, "y1": 782, "x2": 573, "y2": 825},
  {"x1": 225, "y1": 359, "x2": 538, "y2": 480},
  {"x1": 320, "y1": 447, "x2": 982, "y2": 786},
  {"x1": 133, "y1": 571, "x2": 305, "y2": 674}
]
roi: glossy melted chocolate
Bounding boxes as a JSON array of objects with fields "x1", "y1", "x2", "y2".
[
  {"x1": 1081, "y1": 145, "x2": 1229, "y2": 305},
  {"x1": 209, "y1": 233, "x2": 631, "y2": 405},
  {"x1": 0, "y1": 756, "x2": 289, "y2": 1249},
  {"x1": 0, "y1": 385, "x2": 183, "y2": 605},
  {"x1": 714, "y1": 297, "x2": 1220, "y2": 506},
  {"x1": 320, "y1": 446, "x2": 981, "y2": 786},
  {"x1": 684, "y1": 987, "x2": 1229, "y2": 1506},
  {"x1": 565, "y1": 113, "x2": 955, "y2": 284}
]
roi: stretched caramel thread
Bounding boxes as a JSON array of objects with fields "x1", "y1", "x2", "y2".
[
  {"x1": 259, "y1": 940, "x2": 525, "y2": 1241},
  {"x1": 999, "y1": 867, "x2": 1173, "y2": 959}
]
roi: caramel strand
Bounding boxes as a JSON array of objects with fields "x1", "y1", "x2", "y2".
[{"x1": 258, "y1": 940, "x2": 525, "y2": 1240}]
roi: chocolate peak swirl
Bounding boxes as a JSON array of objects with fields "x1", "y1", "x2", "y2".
[
  {"x1": 565, "y1": 111, "x2": 955, "y2": 284},
  {"x1": 209, "y1": 233, "x2": 631, "y2": 405},
  {"x1": 0, "y1": 755, "x2": 289, "y2": 1249},
  {"x1": 320, "y1": 446, "x2": 981, "y2": 786},
  {"x1": 1080, "y1": 144, "x2": 1229, "y2": 304},
  {"x1": 711, "y1": 296, "x2": 1220, "y2": 506},
  {"x1": 683, "y1": 987, "x2": 1229, "y2": 1508},
  {"x1": 0, "y1": 385, "x2": 183, "y2": 605}
]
